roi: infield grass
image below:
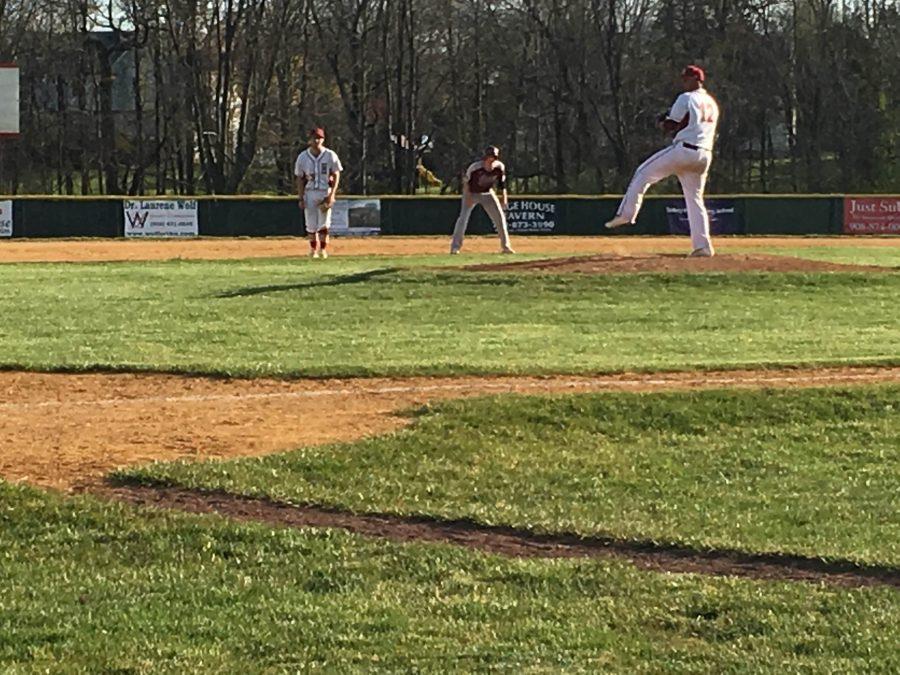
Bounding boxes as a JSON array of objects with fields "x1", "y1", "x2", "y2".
[
  {"x1": 0, "y1": 257, "x2": 897, "y2": 377},
  {"x1": 123, "y1": 386, "x2": 900, "y2": 567},
  {"x1": 753, "y1": 245, "x2": 900, "y2": 268},
  {"x1": 1, "y1": 481, "x2": 898, "y2": 672}
]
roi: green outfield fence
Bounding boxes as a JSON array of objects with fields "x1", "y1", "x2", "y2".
[{"x1": 0, "y1": 194, "x2": 897, "y2": 238}]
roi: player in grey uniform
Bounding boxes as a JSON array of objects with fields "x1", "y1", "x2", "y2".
[
  {"x1": 450, "y1": 146, "x2": 515, "y2": 255},
  {"x1": 294, "y1": 127, "x2": 343, "y2": 259}
]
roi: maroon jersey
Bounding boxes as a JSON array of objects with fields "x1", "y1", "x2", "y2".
[{"x1": 465, "y1": 160, "x2": 507, "y2": 193}]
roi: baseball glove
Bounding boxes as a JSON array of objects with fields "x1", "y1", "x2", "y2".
[{"x1": 655, "y1": 111, "x2": 669, "y2": 124}]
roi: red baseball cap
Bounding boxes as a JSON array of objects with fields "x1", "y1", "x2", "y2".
[
  {"x1": 309, "y1": 127, "x2": 325, "y2": 139},
  {"x1": 682, "y1": 65, "x2": 705, "y2": 82}
]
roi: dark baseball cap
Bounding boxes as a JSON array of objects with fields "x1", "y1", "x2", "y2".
[
  {"x1": 309, "y1": 127, "x2": 325, "y2": 139},
  {"x1": 682, "y1": 65, "x2": 705, "y2": 82},
  {"x1": 483, "y1": 145, "x2": 500, "y2": 158}
]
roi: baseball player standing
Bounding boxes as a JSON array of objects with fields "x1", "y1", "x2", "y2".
[
  {"x1": 450, "y1": 146, "x2": 515, "y2": 255},
  {"x1": 294, "y1": 127, "x2": 343, "y2": 258},
  {"x1": 605, "y1": 65, "x2": 720, "y2": 257}
]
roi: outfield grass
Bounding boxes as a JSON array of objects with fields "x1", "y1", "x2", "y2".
[
  {"x1": 1, "y1": 481, "x2": 898, "y2": 672},
  {"x1": 123, "y1": 386, "x2": 900, "y2": 567},
  {"x1": 0, "y1": 257, "x2": 897, "y2": 377},
  {"x1": 752, "y1": 245, "x2": 900, "y2": 267}
]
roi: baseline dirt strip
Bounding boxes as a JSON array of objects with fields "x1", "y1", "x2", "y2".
[{"x1": 3, "y1": 366, "x2": 898, "y2": 491}]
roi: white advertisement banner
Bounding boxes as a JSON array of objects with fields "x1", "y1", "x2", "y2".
[
  {"x1": 505, "y1": 200, "x2": 556, "y2": 233},
  {"x1": 0, "y1": 200, "x2": 11, "y2": 237},
  {"x1": 329, "y1": 198, "x2": 381, "y2": 236},
  {"x1": 0, "y1": 65, "x2": 19, "y2": 135},
  {"x1": 124, "y1": 199, "x2": 199, "y2": 238}
]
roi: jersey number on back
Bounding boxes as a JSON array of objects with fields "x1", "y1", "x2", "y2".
[{"x1": 699, "y1": 102, "x2": 716, "y2": 123}]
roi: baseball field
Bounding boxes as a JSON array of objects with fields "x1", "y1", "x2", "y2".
[{"x1": 1, "y1": 235, "x2": 899, "y2": 671}]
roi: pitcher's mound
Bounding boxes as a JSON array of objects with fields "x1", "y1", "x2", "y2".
[{"x1": 465, "y1": 253, "x2": 891, "y2": 275}]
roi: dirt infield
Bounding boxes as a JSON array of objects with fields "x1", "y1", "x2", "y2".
[
  {"x1": 2, "y1": 366, "x2": 898, "y2": 492},
  {"x1": 466, "y1": 253, "x2": 893, "y2": 274},
  {"x1": 1, "y1": 235, "x2": 898, "y2": 263}
]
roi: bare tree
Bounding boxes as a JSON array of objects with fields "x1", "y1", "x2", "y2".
[{"x1": 4, "y1": 0, "x2": 899, "y2": 193}]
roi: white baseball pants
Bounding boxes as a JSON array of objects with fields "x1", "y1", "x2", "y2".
[
  {"x1": 303, "y1": 189, "x2": 332, "y2": 234},
  {"x1": 615, "y1": 143, "x2": 714, "y2": 251},
  {"x1": 451, "y1": 191, "x2": 511, "y2": 252}
]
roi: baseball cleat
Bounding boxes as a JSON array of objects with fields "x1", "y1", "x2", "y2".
[
  {"x1": 309, "y1": 249, "x2": 319, "y2": 258},
  {"x1": 449, "y1": 248, "x2": 460, "y2": 255},
  {"x1": 320, "y1": 249, "x2": 328, "y2": 259},
  {"x1": 687, "y1": 247, "x2": 714, "y2": 257},
  {"x1": 604, "y1": 215, "x2": 633, "y2": 229},
  {"x1": 501, "y1": 246, "x2": 516, "y2": 254}
]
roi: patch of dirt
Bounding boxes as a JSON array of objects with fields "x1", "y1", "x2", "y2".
[
  {"x1": 2, "y1": 366, "x2": 899, "y2": 492},
  {"x1": 466, "y1": 253, "x2": 893, "y2": 274},
  {"x1": 102, "y1": 484, "x2": 900, "y2": 589},
  {"x1": 1, "y1": 235, "x2": 897, "y2": 263}
]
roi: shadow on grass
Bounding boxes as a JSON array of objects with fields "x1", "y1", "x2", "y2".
[
  {"x1": 104, "y1": 479, "x2": 900, "y2": 590},
  {"x1": 212, "y1": 267, "x2": 401, "y2": 298}
]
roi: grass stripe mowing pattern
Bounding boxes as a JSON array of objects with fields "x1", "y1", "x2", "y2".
[{"x1": 0, "y1": 258, "x2": 897, "y2": 377}]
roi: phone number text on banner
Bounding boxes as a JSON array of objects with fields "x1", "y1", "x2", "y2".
[
  {"x1": 506, "y1": 200, "x2": 556, "y2": 233},
  {"x1": 843, "y1": 197, "x2": 900, "y2": 234},
  {"x1": 124, "y1": 200, "x2": 199, "y2": 238}
]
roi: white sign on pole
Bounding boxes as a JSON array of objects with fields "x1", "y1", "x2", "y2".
[
  {"x1": 0, "y1": 65, "x2": 19, "y2": 136},
  {"x1": 0, "y1": 200, "x2": 11, "y2": 237},
  {"x1": 124, "y1": 199, "x2": 199, "y2": 237},
  {"x1": 329, "y1": 199, "x2": 381, "y2": 236}
]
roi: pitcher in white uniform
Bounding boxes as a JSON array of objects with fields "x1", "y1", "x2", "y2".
[
  {"x1": 605, "y1": 65, "x2": 720, "y2": 257},
  {"x1": 294, "y1": 127, "x2": 344, "y2": 259}
]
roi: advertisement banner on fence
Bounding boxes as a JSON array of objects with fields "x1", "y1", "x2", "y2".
[
  {"x1": 0, "y1": 200, "x2": 11, "y2": 237},
  {"x1": 124, "y1": 199, "x2": 198, "y2": 237},
  {"x1": 843, "y1": 197, "x2": 900, "y2": 234},
  {"x1": 666, "y1": 199, "x2": 740, "y2": 235},
  {"x1": 329, "y1": 198, "x2": 381, "y2": 235},
  {"x1": 505, "y1": 199, "x2": 557, "y2": 233}
]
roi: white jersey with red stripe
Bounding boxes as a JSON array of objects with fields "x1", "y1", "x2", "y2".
[
  {"x1": 668, "y1": 88, "x2": 719, "y2": 150},
  {"x1": 294, "y1": 148, "x2": 343, "y2": 192}
]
